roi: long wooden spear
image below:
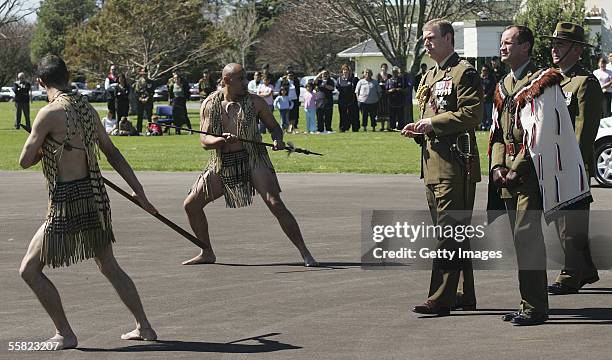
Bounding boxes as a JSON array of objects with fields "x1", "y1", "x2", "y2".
[{"x1": 20, "y1": 124, "x2": 205, "y2": 250}]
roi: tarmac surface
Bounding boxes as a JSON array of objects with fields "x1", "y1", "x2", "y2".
[{"x1": 1, "y1": 171, "x2": 611, "y2": 360}]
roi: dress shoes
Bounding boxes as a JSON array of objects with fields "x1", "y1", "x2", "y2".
[
  {"x1": 510, "y1": 312, "x2": 548, "y2": 326},
  {"x1": 451, "y1": 296, "x2": 476, "y2": 311},
  {"x1": 548, "y1": 282, "x2": 579, "y2": 295},
  {"x1": 412, "y1": 300, "x2": 451, "y2": 316},
  {"x1": 501, "y1": 311, "x2": 520, "y2": 322}
]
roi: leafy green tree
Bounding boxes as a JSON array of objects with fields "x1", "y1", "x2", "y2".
[
  {"x1": 63, "y1": 0, "x2": 227, "y2": 81},
  {"x1": 516, "y1": 0, "x2": 588, "y2": 68},
  {"x1": 29, "y1": 0, "x2": 97, "y2": 63}
]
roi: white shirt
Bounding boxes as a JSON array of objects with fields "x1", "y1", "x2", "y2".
[
  {"x1": 103, "y1": 116, "x2": 117, "y2": 134},
  {"x1": 593, "y1": 68, "x2": 612, "y2": 93}
]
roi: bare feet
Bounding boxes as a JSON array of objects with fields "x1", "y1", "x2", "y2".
[
  {"x1": 182, "y1": 250, "x2": 216, "y2": 265},
  {"x1": 46, "y1": 333, "x2": 78, "y2": 350},
  {"x1": 121, "y1": 327, "x2": 157, "y2": 341}
]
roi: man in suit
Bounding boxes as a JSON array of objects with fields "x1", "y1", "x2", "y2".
[
  {"x1": 490, "y1": 25, "x2": 549, "y2": 326},
  {"x1": 402, "y1": 19, "x2": 482, "y2": 316},
  {"x1": 546, "y1": 22, "x2": 601, "y2": 294},
  {"x1": 13, "y1": 72, "x2": 31, "y2": 130}
]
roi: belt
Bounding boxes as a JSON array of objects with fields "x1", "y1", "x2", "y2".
[{"x1": 505, "y1": 143, "x2": 524, "y2": 156}]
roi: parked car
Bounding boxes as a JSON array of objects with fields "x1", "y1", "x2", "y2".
[
  {"x1": 31, "y1": 89, "x2": 47, "y2": 101},
  {"x1": 154, "y1": 85, "x2": 168, "y2": 101},
  {"x1": 594, "y1": 116, "x2": 612, "y2": 187},
  {"x1": 72, "y1": 82, "x2": 96, "y2": 101},
  {"x1": 298, "y1": 75, "x2": 339, "y2": 103},
  {"x1": 189, "y1": 83, "x2": 200, "y2": 100},
  {"x1": 0, "y1": 87, "x2": 15, "y2": 101}
]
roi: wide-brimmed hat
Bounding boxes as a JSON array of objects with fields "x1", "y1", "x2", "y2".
[{"x1": 543, "y1": 22, "x2": 592, "y2": 47}]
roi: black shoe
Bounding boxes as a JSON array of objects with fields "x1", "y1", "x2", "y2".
[
  {"x1": 548, "y1": 282, "x2": 579, "y2": 295},
  {"x1": 510, "y1": 312, "x2": 548, "y2": 326},
  {"x1": 412, "y1": 300, "x2": 451, "y2": 316},
  {"x1": 451, "y1": 295, "x2": 476, "y2": 311},
  {"x1": 501, "y1": 311, "x2": 520, "y2": 322},
  {"x1": 580, "y1": 274, "x2": 599, "y2": 287},
  {"x1": 451, "y1": 302, "x2": 477, "y2": 311}
]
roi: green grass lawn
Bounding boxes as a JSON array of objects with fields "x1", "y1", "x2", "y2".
[{"x1": 0, "y1": 101, "x2": 491, "y2": 174}]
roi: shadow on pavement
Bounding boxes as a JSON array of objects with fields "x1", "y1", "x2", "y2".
[{"x1": 78, "y1": 332, "x2": 302, "y2": 353}]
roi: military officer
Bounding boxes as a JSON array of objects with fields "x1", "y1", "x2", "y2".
[
  {"x1": 490, "y1": 25, "x2": 549, "y2": 326},
  {"x1": 133, "y1": 67, "x2": 155, "y2": 133},
  {"x1": 401, "y1": 19, "x2": 482, "y2": 316},
  {"x1": 546, "y1": 22, "x2": 601, "y2": 294}
]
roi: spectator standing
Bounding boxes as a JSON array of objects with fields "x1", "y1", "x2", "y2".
[
  {"x1": 274, "y1": 87, "x2": 293, "y2": 130},
  {"x1": 168, "y1": 72, "x2": 192, "y2": 134},
  {"x1": 302, "y1": 82, "x2": 318, "y2": 133},
  {"x1": 133, "y1": 67, "x2": 155, "y2": 134},
  {"x1": 594, "y1": 57, "x2": 612, "y2": 117},
  {"x1": 386, "y1": 66, "x2": 407, "y2": 131},
  {"x1": 115, "y1": 73, "x2": 131, "y2": 121},
  {"x1": 257, "y1": 74, "x2": 275, "y2": 134},
  {"x1": 414, "y1": 63, "x2": 428, "y2": 90},
  {"x1": 336, "y1": 64, "x2": 359, "y2": 132},
  {"x1": 607, "y1": 53, "x2": 612, "y2": 71},
  {"x1": 376, "y1": 63, "x2": 391, "y2": 131},
  {"x1": 402, "y1": 68, "x2": 414, "y2": 126},
  {"x1": 198, "y1": 69, "x2": 216, "y2": 101},
  {"x1": 314, "y1": 69, "x2": 335, "y2": 133},
  {"x1": 280, "y1": 70, "x2": 301, "y2": 133},
  {"x1": 355, "y1": 68, "x2": 381, "y2": 131},
  {"x1": 248, "y1": 71, "x2": 262, "y2": 94},
  {"x1": 480, "y1": 65, "x2": 496, "y2": 130},
  {"x1": 12, "y1": 72, "x2": 31, "y2": 130},
  {"x1": 490, "y1": 56, "x2": 507, "y2": 83},
  {"x1": 104, "y1": 64, "x2": 119, "y2": 115}
]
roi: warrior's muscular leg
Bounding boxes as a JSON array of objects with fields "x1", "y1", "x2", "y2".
[
  {"x1": 252, "y1": 168, "x2": 317, "y2": 267},
  {"x1": 94, "y1": 245, "x2": 156, "y2": 341},
  {"x1": 19, "y1": 224, "x2": 78, "y2": 350},
  {"x1": 182, "y1": 171, "x2": 224, "y2": 265}
]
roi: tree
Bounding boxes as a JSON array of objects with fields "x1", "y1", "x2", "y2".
[
  {"x1": 0, "y1": 22, "x2": 34, "y2": 85},
  {"x1": 255, "y1": 10, "x2": 360, "y2": 74},
  {"x1": 29, "y1": 0, "x2": 97, "y2": 63},
  {"x1": 63, "y1": 0, "x2": 227, "y2": 82},
  {"x1": 516, "y1": 0, "x2": 588, "y2": 68},
  {"x1": 0, "y1": 0, "x2": 34, "y2": 38},
  {"x1": 218, "y1": 2, "x2": 260, "y2": 67},
  {"x1": 286, "y1": 0, "x2": 520, "y2": 75}
]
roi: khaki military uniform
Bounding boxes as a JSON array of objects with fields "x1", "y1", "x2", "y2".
[
  {"x1": 490, "y1": 61, "x2": 548, "y2": 315},
  {"x1": 554, "y1": 63, "x2": 601, "y2": 289},
  {"x1": 417, "y1": 52, "x2": 482, "y2": 307}
]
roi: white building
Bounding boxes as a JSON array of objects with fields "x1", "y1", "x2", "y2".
[{"x1": 338, "y1": 1, "x2": 612, "y2": 74}]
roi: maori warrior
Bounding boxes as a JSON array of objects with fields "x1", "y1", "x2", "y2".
[{"x1": 182, "y1": 63, "x2": 317, "y2": 267}]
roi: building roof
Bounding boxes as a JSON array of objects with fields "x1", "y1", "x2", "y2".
[{"x1": 338, "y1": 23, "x2": 465, "y2": 58}]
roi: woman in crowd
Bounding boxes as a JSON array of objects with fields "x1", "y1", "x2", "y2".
[{"x1": 355, "y1": 68, "x2": 381, "y2": 131}]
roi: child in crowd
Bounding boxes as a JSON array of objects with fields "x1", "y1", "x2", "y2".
[
  {"x1": 302, "y1": 82, "x2": 317, "y2": 134},
  {"x1": 273, "y1": 87, "x2": 293, "y2": 131},
  {"x1": 116, "y1": 116, "x2": 139, "y2": 136},
  {"x1": 102, "y1": 110, "x2": 118, "y2": 134},
  {"x1": 146, "y1": 115, "x2": 163, "y2": 136}
]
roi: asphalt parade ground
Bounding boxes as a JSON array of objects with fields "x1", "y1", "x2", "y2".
[{"x1": 1, "y1": 171, "x2": 611, "y2": 360}]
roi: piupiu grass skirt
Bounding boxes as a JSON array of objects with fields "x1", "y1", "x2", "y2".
[{"x1": 42, "y1": 177, "x2": 115, "y2": 268}]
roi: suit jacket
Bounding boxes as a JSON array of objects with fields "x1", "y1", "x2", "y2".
[{"x1": 419, "y1": 52, "x2": 483, "y2": 184}]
